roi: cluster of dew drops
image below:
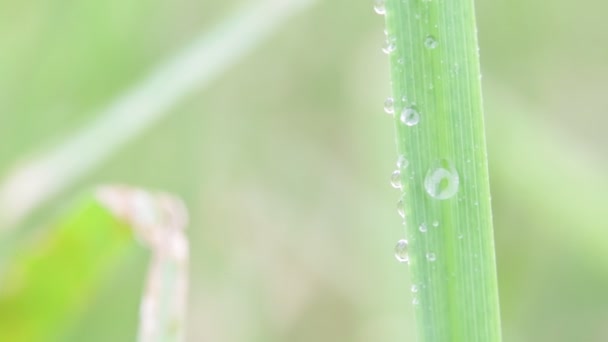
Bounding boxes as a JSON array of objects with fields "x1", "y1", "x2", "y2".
[{"x1": 374, "y1": 1, "x2": 460, "y2": 273}]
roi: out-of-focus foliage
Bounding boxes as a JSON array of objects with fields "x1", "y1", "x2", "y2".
[
  {"x1": 0, "y1": 0, "x2": 607, "y2": 341},
  {"x1": 0, "y1": 196, "x2": 144, "y2": 341}
]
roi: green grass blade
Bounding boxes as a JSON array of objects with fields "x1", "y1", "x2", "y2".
[
  {"x1": 380, "y1": 0, "x2": 502, "y2": 341},
  {"x1": 0, "y1": 186, "x2": 189, "y2": 342}
]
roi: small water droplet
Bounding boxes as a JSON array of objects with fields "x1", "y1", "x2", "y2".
[
  {"x1": 382, "y1": 40, "x2": 397, "y2": 54},
  {"x1": 401, "y1": 96, "x2": 408, "y2": 103},
  {"x1": 394, "y1": 239, "x2": 409, "y2": 263},
  {"x1": 397, "y1": 198, "x2": 405, "y2": 218},
  {"x1": 424, "y1": 159, "x2": 459, "y2": 200},
  {"x1": 424, "y1": 35, "x2": 438, "y2": 49},
  {"x1": 411, "y1": 284, "x2": 419, "y2": 293},
  {"x1": 384, "y1": 97, "x2": 395, "y2": 115},
  {"x1": 390, "y1": 169, "x2": 402, "y2": 189},
  {"x1": 458, "y1": 234, "x2": 464, "y2": 240},
  {"x1": 419, "y1": 223, "x2": 428, "y2": 233},
  {"x1": 432, "y1": 220, "x2": 439, "y2": 227},
  {"x1": 397, "y1": 155, "x2": 409, "y2": 169},
  {"x1": 400, "y1": 107, "x2": 420, "y2": 126},
  {"x1": 426, "y1": 252, "x2": 436, "y2": 262},
  {"x1": 413, "y1": 297, "x2": 420, "y2": 305},
  {"x1": 397, "y1": 58, "x2": 405, "y2": 64},
  {"x1": 373, "y1": 0, "x2": 386, "y2": 15}
]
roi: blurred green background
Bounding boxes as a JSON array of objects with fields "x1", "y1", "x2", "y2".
[{"x1": 1, "y1": 0, "x2": 607, "y2": 341}]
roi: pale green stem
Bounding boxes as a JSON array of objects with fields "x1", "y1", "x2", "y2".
[{"x1": 0, "y1": 0, "x2": 316, "y2": 231}]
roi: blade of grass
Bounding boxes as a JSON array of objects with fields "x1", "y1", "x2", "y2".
[
  {"x1": 96, "y1": 186, "x2": 189, "y2": 342},
  {"x1": 0, "y1": 186, "x2": 189, "y2": 342},
  {"x1": 0, "y1": 0, "x2": 316, "y2": 231},
  {"x1": 381, "y1": 0, "x2": 501, "y2": 341}
]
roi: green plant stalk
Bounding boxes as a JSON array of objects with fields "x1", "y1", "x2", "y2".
[{"x1": 383, "y1": 0, "x2": 501, "y2": 341}]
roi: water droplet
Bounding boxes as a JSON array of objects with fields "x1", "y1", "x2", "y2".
[
  {"x1": 401, "y1": 96, "x2": 408, "y2": 103},
  {"x1": 426, "y1": 252, "x2": 436, "y2": 262},
  {"x1": 382, "y1": 40, "x2": 397, "y2": 54},
  {"x1": 373, "y1": 0, "x2": 386, "y2": 15},
  {"x1": 432, "y1": 220, "x2": 439, "y2": 227},
  {"x1": 413, "y1": 297, "x2": 420, "y2": 305},
  {"x1": 411, "y1": 284, "x2": 419, "y2": 293},
  {"x1": 424, "y1": 159, "x2": 459, "y2": 200},
  {"x1": 397, "y1": 198, "x2": 405, "y2": 219},
  {"x1": 400, "y1": 107, "x2": 420, "y2": 126},
  {"x1": 458, "y1": 234, "x2": 464, "y2": 240},
  {"x1": 396, "y1": 155, "x2": 409, "y2": 169},
  {"x1": 419, "y1": 223, "x2": 428, "y2": 233},
  {"x1": 394, "y1": 239, "x2": 409, "y2": 263},
  {"x1": 390, "y1": 170, "x2": 402, "y2": 189},
  {"x1": 397, "y1": 58, "x2": 405, "y2": 65},
  {"x1": 424, "y1": 35, "x2": 438, "y2": 49},
  {"x1": 383, "y1": 97, "x2": 395, "y2": 114}
]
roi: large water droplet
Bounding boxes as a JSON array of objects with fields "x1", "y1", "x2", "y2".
[
  {"x1": 394, "y1": 239, "x2": 409, "y2": 263},
  {"x1": 426, "y1": 252, "x2": 436, "y2": 262},
  {"x1": 400, "y1": 107, "x2": 420, "y2": 126},
  {"x1": 424, "y1": 159, "x2": 459, "y2": 200},
  {"x1": 373, "y1": 0, "x2": 386, "y2": 15},
  {"x1": 419, "y1": 223, "x2": 428, "y2": 233},
  {"x1": 424, "y1": 35, "x2": 438, "y2": 49},
  {"x1": 390, "y1": 169, "x2": 402, "y2": 189},
  {"x1": 384, "y1": 97, "x2": 395, "y2": 115}
]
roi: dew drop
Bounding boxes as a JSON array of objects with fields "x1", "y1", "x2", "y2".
[
  {"x1": 383, "y1": 97, "x2": 395, "y2": 115},
  {"x1": 397, "y1": 198, "x2": 405, "y2": 219},
  {"x1": 426, "y1": 252, "x2": 436, "y2": 262},
  {"x1": 413, "y1": 297, "x2": 420, "y2": 305},
  {"x1": 411, "y1": 284, "x2": 419, "y2": 293},
  {"x1": 390, "y1": 169, "x2": 402, "y2": 189},
  {"x1": 419, "y1": 223, "x2": 428, "y2": 233},
  {"x1": 424, "y1": 35, "x2": 438, "y2": 49},
  {"x1": 373, "y1": 0, "x2": 386, "y2": 15},
  {"x1": 397, "y1": 58, "x2": 405, "y2": 65},
  {"x1": 394, "y1": 239, "x2": 409, "y2": 263},
  {"x1": 400, "y1": 107, "x2": 420, "y2": 126},
  {"x1": 401, "y1": 96, "x2": 408, "y2": 103},
  {"x1": 424, "y1": 159, "x2": 459, "y2": 200},
  {"x1": 432, "y1": 220, "x2": 439, "y2": 227},
  {"x1": 396, "y1": 155, "x2": 409, "y2": 169},
  {"x1": 382, "y1": 40, "x2": 397, "y2": 54}
]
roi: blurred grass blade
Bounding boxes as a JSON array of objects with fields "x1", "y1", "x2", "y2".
[
  {"x1": 97, "y1": 186, "x2": 189, "y2": 342},
  {"x1": 0, "y1": 0, "x2": 316, "y2": 231},
  {"x1": 0, "y1": 186, "x2": 189, "y2": 342},
  {"x1": 382, "y1": 0, "x2": 502, "y2": 340}
]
